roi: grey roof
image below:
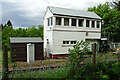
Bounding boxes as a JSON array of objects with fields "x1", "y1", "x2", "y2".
[
  {"x1": 10, "y1": 37, "x2": 43, "y2": 43},
  {"x1": 48, "y1": 6, "x2": 102, "y2": 19}
]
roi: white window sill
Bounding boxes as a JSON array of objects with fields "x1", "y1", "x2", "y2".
[{"x1": 62, "y1": 44, "x2": 76, "y2": 47}]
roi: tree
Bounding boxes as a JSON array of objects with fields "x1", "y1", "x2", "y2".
[
  {"x1": 88, "y1": 2, "x2": 120, "y2": 42},
  {"x1": 88, "y1": 2, "x2": 111, "y2": 18},
  {"x1": 2, "y1": 26, "x2": 13, "y2": 49},
  {"x1": 38, "y1": 25, "x2": 43, "y2": 40},
  {"x1": 15, "y1": 28, "x2": 27, "y2": 37},
  {"x1": 111, "y1": 0, "x2": 120, "y2": 11},
  {"x1": 26, "y1": 26, "x2": 39, "y2": 37},
  {"x1": 6, "y1": 20, "x2": 12, "y2": 27}
]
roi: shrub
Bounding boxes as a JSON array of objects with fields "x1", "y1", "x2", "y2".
[{"x1": 66, "y1": 40, "x2": 90, "y2": 78}]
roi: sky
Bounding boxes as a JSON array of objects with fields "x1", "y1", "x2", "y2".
[{"x1": 1, "y1": 0, "x2": 113, "y2": 28}]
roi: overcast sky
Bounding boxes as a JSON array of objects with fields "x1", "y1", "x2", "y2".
[{"x1": 1, "y1": 0, "x2": 113, "y2": 28}]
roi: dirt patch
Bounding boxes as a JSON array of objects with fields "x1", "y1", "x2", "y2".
[{"x1": 8, "y1": 59, "x2": 66, "y2": 71}]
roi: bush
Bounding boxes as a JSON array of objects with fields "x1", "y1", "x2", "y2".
[{"x1": 66, "y1": 40, "x2": 90, "y2": 78}]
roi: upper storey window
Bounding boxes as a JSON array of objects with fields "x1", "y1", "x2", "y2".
[
  {"x1": 78, "y1": 19, "x2": 84, "y2": 27},
  {"x1": 64, "y1": 18, "x2": 69, "y2": 26},
  {"x1": 97, "y1": 21, "x2": 100, "y2": 28},
  {"x1": 56, "y1": 17, "x2": 61, "y2": 25},
  {"x1": 48, "y1": 18, "x2": 50, "y2": 26},
  {"x1": 71, "y1": 19, "x2": 76, "y2": 26},
  {"x1": 86, "y1": 20, "x2": 90, "y2": 27},
  {"x1": 48, "y1": 17, "x2": 53, "y2": 26},
  {"x1": 92, "y1": 20, "x2": 95, "y2": 28}
]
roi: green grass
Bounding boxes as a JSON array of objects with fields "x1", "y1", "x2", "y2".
[
  {"x1": 8, "y1": 53, "x2": 120, "y2": 79},
  {"x1": 9, "y1": 66, "x2": 68, "y2": 78}
]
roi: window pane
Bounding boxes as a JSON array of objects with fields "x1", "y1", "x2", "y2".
[
  {"x1": 63, "y1": 41, "x2": 65, "y2": 44},
  {"x1": 51, "y1": 17, "x2": 53, "y2": 25},
  {"x1": 79, "y1": 19, "x2": 84, "y2": 27},
  {"x1": 64, "y1": 18, "x2": 69, "y2": 26},
  {"x1": 71, "y1": 19, "x2": 76, "y2": 26},
  {"x1": 48, "y1": 18, "x2": 50, "y2": 26},
  {"x1": 63, "y1": 41, "x2": 69, "y2": 44},
  {"x1": 92, "y1": 21, "x2": 95, "y2": 28},
  {"x1": 66, "y1": 41, "x2": 69, "y2": 44},
  {"x1": 56, "y1": 17, "x2": 61, "y2": 25},
  {"x1": 71, "y1": 41, "x2": 76, "y2": 44},
  {"x1": 97, "y1": 21, "x2": 100, "y2": 28},
  {"x1": 86, "y1": 20, "x2": 89, "y2": 27}
]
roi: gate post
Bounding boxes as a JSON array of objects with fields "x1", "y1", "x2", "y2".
[
  {"x1": 2, "y1": 45, "x2": 9, "y2": 79},
  {"x1": 27, "y1": 43, "x2": 35, "y2": 63},
  {"x1": 93, "y1": 43, "x2": 96, "y2": 70}
]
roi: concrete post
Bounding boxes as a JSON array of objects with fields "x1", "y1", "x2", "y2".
[{"x1": 27, "y1": 43, "x2": 35, "y2": 63}]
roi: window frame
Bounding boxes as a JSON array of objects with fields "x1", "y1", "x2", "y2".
[
  {"x1": 71, "y1": 18, "x2": 77, "y2": 26},
  {"x1": 64, "y1": 18, "x2": 69, "y2": 26},
  {"x1": 78, "y1": 19, "x2": 84, "y2": 27},
  {"x1": 48, "y1": 18, "x2": 50, "y2": 26},
  {"x1": 91, "y1": 20, "x2": 95, "y2": 28},
  {"x1": 86, "y1": 20, "x2": 90, "y2": 27},
  {"x1": 56, "y1": 17, "x2": 62, "y2": 25},
  {"x1": 62, "y1": 40, "x2": 77, "y2": 47},
  {"x1": 97, "y1": 21, "x2": 100, "y2": 28}
]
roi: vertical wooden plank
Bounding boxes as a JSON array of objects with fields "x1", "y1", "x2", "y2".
[
  {"x1": 2, "y1": 45, "x2": 8, "y2": 79},
  {"x1": 93, "y1": 43, "x2": 96, "y2": 70}
]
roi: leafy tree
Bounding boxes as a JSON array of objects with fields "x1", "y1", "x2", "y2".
[
  {"x1": 88, "y1": 2, "x2": 120, "y2": 42},
  {"x1": 26, "y1": 26, "x2": 39, "y2": 37},
  {"x1": 15, "y1": 28, "x2": 27, "y2": 37},
  {"x1": 2, "y1": 26, "x2": 13, "y2": 49},
  {"x1": 88, "y1": 2, "x2": 111, "y2": 18},
  {"x1": 111, "y1": 0, "x2": 120, "y2": 11},
  {"x1": 38, "y1": 25, "x2": 43, "y2": 40}
]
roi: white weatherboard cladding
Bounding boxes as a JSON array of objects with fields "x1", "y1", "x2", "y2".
[
  {"x1": 52, "y1": 31, "x2": 86, "y2": 54},
  {"x1": 86, "y1": 32, "x2": 101, "y2": 39},
  {"x1": 44, "y1": 8, "x2": 53, "y2": 57},
  {"x1": 27, "y1": 43, "x2": 35, "y2": 63},
  {"x1": 44, "y1": 30, "x2": 53, "y2": 57},
  {"x1": 44, "y1": 6, "x2": 102, "y2": 56},
  {"x1": 44, "y1": 8, "x2": 53, "y2": 19}
]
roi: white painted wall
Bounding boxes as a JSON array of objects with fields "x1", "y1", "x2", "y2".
[
  {"x1": 86, "y1": 32, "x2": 101, "y2": 39},
  {"x1": 52, "y1": 31, "x2": 86, "y2": 54},
  {"x1": 44, "y1": 8, "x2": 53, "y2": 57}
]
